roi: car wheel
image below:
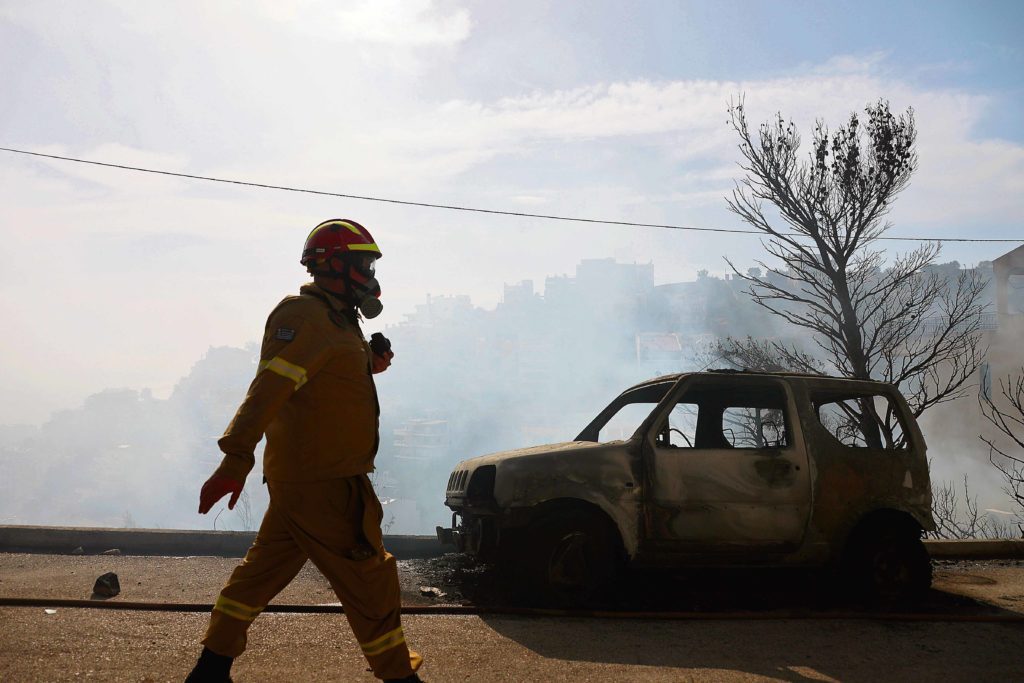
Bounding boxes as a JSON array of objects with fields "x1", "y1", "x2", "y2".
[
  {"x1": 849, "y1": 529, "x2": 932, "y2": 604},
  {"x1": 526, "y1": 509, "x2": 621, "y2": 606}
]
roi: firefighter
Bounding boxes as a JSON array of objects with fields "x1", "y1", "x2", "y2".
[{"x1": 185, "y1": 219, "x2": 422, "y2": 682}]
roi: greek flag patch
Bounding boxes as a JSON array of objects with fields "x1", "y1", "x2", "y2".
[{"x1": 275, "y1": 328, "x2": 296, "y2": 341}]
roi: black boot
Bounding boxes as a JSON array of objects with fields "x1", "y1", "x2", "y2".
[
  {"x1": 184, "y1": 647, "x2": 233, "y2": 682},
  {"x1": 384, "y1": 675, "x2": 422, "y2": 682}
]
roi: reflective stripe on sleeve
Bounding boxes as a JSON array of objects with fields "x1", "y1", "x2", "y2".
[
  {"x1": 213, "y1": 594, "x2": 263, "y2": 622},
  {"x1": 258, "y1": 356, "x2": 308, "y2": 389},
  {"x1": 360, "y1": 626, "x2": 406, "y2": 657}
]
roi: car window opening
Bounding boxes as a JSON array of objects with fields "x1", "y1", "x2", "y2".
[
  {"x1": 812, "y1": 391, "x2": 908, "y2": 450},
  {"x1": 657, "y1": 383, "x2": 791, "y2": 451}
]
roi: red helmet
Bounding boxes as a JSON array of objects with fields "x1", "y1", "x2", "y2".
[{"x1": 300, "y1": 219, "x2": 382, "y2": 271}]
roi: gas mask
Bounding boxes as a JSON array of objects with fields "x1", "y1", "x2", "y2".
[{"x1": 343, "y1": 254, "x2": 383, "y2": 319}]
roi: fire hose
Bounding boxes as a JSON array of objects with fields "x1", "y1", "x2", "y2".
[{"x1": 1, "y1": 597, "x2": 1022, "y2": 622}]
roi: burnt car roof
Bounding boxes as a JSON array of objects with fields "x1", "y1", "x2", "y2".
[{"x1": 621, "y1": 369, "x2": 896, "y2": 394}]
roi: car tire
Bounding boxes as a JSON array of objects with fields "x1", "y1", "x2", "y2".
[
  {"x1": 524, "y1": 508, "x2": 621, "y2": 606},
  {"x1": 847, "y1": 528, "x2": 932, "y2": 604}
]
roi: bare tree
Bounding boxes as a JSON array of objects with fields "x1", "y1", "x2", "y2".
[
  {"x1": 980, "y1": 369, "x2": 1024, "y2": 536},
  {"x1": 121, "y1": 510, "x2": 136, "y2": 529},
  {"x1": 723, "y1": 98, "x2": 986, "y2": 437},
  {"x1": 234, "y1": 489, "x2": 256, "y2": 532},
  {"x1": 929, "y1": 474, "x2": 1014, "y2": 540},
  {"x1": 710, "y1": 335, "x2": 824, "y2": 374}
]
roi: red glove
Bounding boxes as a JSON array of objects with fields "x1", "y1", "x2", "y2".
[
  {"x1": 198, "y1": 474, "x2": 243, "y2": 514},
  {"x1": 372, "y1": 349, "x2": 395, "y2": 374}
]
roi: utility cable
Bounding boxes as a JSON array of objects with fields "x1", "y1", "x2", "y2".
[{"x1": 1, "y1": 146, "x2": 1020, "y2": 244}]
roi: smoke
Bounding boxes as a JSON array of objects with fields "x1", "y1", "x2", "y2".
[
  {"x1": 0, "y1": 258, "x2": 1018, "y2": 534},
  {"x1": 0, "y1": 346, "x2": 269, "y2": 530}
]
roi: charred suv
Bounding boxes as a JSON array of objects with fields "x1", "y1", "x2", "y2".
[{"x1": 439, "y1": 371, "x2": 935, "y2": 601}]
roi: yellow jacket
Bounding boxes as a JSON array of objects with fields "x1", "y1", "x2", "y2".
[{"x1": 214, "y1": 283, "x2": 379, "y2": 483}]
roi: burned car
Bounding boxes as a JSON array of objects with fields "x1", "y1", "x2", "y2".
[{"x1": 439, "y1": 370, "x2": 934, "y2": 601}]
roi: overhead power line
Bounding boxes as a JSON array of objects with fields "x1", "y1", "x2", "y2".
[{"x1": 1, "y1": 146, "x2": 1020, "y2": 244}]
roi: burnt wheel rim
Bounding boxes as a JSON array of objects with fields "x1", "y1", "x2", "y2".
[
  {"x1": 871, "y1": 542, "x2": 914, "y2": 595},
  {"x1": 548, "y1": 531, "x2": 590, "y2": 588}
]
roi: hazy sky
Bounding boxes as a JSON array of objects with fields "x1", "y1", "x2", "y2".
[{"x1": 2, "y1": 0, "x2": 1023, "y2": 424}]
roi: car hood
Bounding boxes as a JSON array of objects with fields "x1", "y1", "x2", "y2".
[{"x1": 457, "y1": 440, "x2": 612, "y2": 469}]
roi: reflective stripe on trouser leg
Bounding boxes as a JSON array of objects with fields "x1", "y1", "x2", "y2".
[
  {"x1": 201, "y1": 499, "x2": 308, "y2": 658},
  {"x1": 360, "y1": 624, "x2": 424, "y2": 677},
  {"x1": 360, "y1": 626, "x2": 405, "y2": 657},
  {"x1": 266, "y1": 477, "x2": 422, "y2": 680},
  {"x1": 213, "y1": 594, "x2": 263, "y2": 622}
]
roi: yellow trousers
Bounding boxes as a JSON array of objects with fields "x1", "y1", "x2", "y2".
[{"x1": 202, "y1": 475, "x2": 422, "y2": 680}]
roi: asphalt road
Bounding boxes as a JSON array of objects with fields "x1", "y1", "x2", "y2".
[{"x1": 1, "y1": 553, "x2": 1023, "y2": 681}]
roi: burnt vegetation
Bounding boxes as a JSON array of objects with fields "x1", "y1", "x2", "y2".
[
  {"x1": 980, "y1": 369, "x2": 1024, "y2": 536},
  {"x1": 928, "y1": 475, "x2": 1015, "y2": 540}
]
